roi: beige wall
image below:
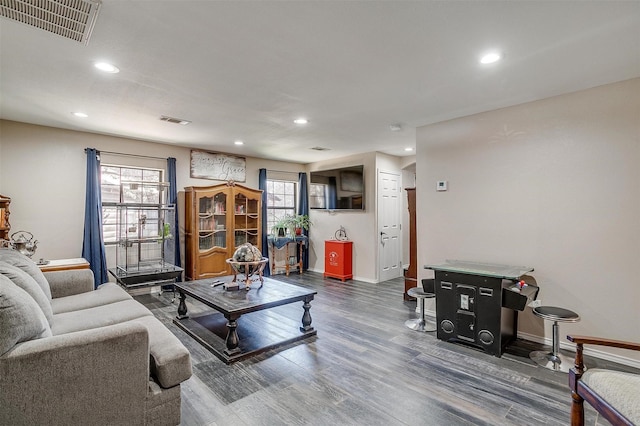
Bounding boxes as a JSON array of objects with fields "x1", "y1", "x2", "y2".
[
  {"x1": 307, "y1": 152, "x2": 378, "y2": 281},
  {"x1": 0, "y1": 135, "x2": 3, "y2": 189},
  {"x1": 0, "y1": 120, "x2": 396, "y2": 283},
  {"x1": 306, "y1": 152, "x2": 406, "y2": 282},
  {"x1": 0, "y1": 121, "x2": 307, "y2": 259},
  {"x1": 416, "y1": 78, "x2": 640, "y2": 364}
]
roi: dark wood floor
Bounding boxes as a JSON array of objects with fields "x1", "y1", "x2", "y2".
[{"x1": 136, "y1": 272, "x2": 634, "y2": 426}]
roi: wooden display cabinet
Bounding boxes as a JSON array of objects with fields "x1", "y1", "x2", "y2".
[
  {"x1": 184, "y1": 182, "x2": 262, "y2": 280},
  {"x1": 0, "y1": 194, "x2": 10, "y2": 243}
]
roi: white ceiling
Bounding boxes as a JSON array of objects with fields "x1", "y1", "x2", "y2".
[{"x1": 1, "y1": 1, "x2": 639, "y2": 164}]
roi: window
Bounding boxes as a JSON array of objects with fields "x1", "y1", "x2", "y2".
[
  {"x1": 309, "y1": 183, "x2": 326, "y2": 209},
  {"x1": 101, "y1": 165, "x2": 163, "y2": 244},
  {"x1": 266, "y1": 179, "x2": 296, "y2": 234}
]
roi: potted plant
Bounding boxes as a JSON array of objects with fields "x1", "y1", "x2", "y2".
[
  {"x1": 272, "y1": 217, "x2": 289, "y2": 238},
  {"x1": 292, "y1": 214, "x2": 311, "y2": 235},
  {"x1": 271, "y1": 214, "x2": 311, "y2": 238}
]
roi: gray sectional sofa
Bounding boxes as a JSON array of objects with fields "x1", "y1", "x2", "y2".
[{"x1": 0, "y1": 248, "x2": 192, "y2": 425}]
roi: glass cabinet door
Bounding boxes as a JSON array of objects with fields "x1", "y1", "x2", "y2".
[
  {"x1": 234, "y1": 192, "x2": 260, "y2": 247},
  {"x1": 198, "y1": 192, "x2": 227, "y2": 251},
  {"x1": 234, "y1": 194, "x2": 247, "y2": 247}
]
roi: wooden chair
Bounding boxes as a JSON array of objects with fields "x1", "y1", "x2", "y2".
[{"x1": 567, "y1": 335, "x2": 640, "y2": 425}]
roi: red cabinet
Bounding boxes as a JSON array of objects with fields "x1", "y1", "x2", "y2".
[{"x1": 324, "y1": 240, "x2": 353, "y2": 282}]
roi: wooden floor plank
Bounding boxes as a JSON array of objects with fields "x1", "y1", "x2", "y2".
[{"x1": 136, "y1": 272, "x2": 636, "y2": 425}]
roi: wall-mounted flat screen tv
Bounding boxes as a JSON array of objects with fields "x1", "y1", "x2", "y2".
[{"x1": 309, "y1": 165, "x2": 364, "y2": 210}]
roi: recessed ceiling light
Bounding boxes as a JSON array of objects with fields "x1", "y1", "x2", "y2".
[
  {"x1": 72, "y1": 112, "x2": 88, "y2": 118},
  {"x1": 480, "y1": 52, "x2": 502, "y2": 64},
  {"x1": 389, "y1": 123, "x2": 403, "y2": 132},
  {"x1": 404, "y1": 147, "x2": 414, "y2": 152},
  {"x1": 94, "y1": 62, "x2": 120, "y2": 73},
  {"x1": 293, "y1": 118, "x2": 308, "y2": 125},
  {"x1": 234, "y1": 140, "x2": 244, "y2": 145}
]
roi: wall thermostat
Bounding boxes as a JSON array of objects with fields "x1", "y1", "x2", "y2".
[{"x1": 436, "y1": 181, "x2": 448, "y2": 191}]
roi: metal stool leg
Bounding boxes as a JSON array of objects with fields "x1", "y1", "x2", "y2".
[
  {"x1": 530, "y1": 320, "x2": 575, "y2": 373},
  {"x1": 552, "y1": 321, "x2": 560, "y2": 357},
  {"x1": 405, "y1": 296, "x2": 436, "y2": 332},
  {"x1": 421, "y1": 297, "x2": 436, "y2": 332}
]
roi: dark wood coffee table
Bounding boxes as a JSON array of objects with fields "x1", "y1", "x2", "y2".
[{"x1": 173, "y1": 276, "x2": 317, "y2": 363}]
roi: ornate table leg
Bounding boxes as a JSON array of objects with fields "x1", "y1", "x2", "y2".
[
  {"x1": 270, "y1": 242, "x2": 275, "y2": 275},
  {"x1": 176, "y1": 290, "x2": 189, "y2": 319},
  {"x1": 223, "y1": 314, "x2": 241, "y2": 356},
  {"x1": 285, "y1": 242, "x2": 290, "y2": 276},
  {"x1": 300, "y1": 295, "x2": 314, "y2": 332}
]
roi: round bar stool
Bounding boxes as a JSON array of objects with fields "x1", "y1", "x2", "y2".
[
  {"x1": 529, "y1": 306, "x2": 580, "y2": 373},
  {"x1": 405, "y1": 286, "x2": 436, "y2": 332}
]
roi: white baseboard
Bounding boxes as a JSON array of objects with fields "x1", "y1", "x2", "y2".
[
  {"x1": 518, "y1": 331, "x2": 640, "y2": 370},
  {"x1": 354, "y1": 276, "x2": 377, "y2": 283},
  {"x1": 306, "y1": 268, "x2": 376, "y2": 283}
]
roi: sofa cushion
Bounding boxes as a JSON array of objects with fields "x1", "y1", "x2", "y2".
[
  {"x1": 0, "y1": 274, "x2": 52, "y2": 356},
  {"x1": 51, "y1": 283, "x2": 132, "y2": 314},
  {"x1": 129, "y1": 315, "x2": 192, "y2": 388},
  {"x1": 0, "y1": 261, "x2": 54, "y2": 326},
  {"x1": 581, "y1": 369, "x2": 640, "y2": 423},
  {"x1": 0, "y1": 248, "x2": 52, "y2": 300},
  {"x1": 44, "y1": 269, "x2": 94, "y2": 298},
  {"x1": 51, "y1": 299, "x2": 154, "y2": 335}
]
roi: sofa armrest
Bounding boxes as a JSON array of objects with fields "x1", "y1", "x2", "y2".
[
  {"x1": 44, "y1": 269, "x2": 95, "y2": 298},
  {"x1": 0, "y1": 322, "x2": 150, "y2": 425}
]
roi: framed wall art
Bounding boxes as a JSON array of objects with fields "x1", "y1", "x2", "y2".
[{"x1": 190, "y1": 150, "x2": 246, "y2": 182}]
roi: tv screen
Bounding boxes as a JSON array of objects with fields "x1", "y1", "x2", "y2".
[{"x1": 309, "y1": 165, "x2": 364, "y2": 210}]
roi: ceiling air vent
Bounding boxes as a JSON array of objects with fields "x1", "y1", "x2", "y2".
[
  {"x1": 160, "y1": 116, "x2": 191, "y2": 125},
  {"x1": 310, "y1": 147, "x2": 330, "y2": 151},
  {"x1": 0, "y1": 0, "x2": 101, "y2": 45}
]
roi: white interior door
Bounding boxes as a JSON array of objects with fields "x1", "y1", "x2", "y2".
[{"x1": 378, "y1": 170, "x2": 402, "y2": 282}]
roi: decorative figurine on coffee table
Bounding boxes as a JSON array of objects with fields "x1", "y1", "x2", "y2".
[{"x1": 225, "y1": 243, "x2": 268, "y2": 290}]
